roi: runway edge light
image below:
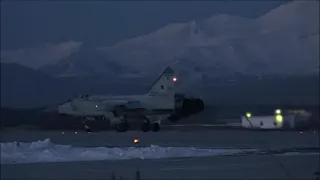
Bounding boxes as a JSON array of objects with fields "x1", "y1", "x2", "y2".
[{"x1": 133, "y1": 138, "x2": 139, "y2": 144}]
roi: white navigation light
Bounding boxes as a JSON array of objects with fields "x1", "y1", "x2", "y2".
[
  {"x1": 246, "y1": 112, "x2": 251, "y2": 118},
  {"x1": 275, "y1": 109, "x2": 281, "y2": 114},
  {"x1": 95, "y1": 105, "x2": 98, "y2": 108},
  {"x1": 173, "y1": 77, "x2": 177, "y2": 82},
  {"x1": 275, "y1": 115, "x2": 283, "y2": 123}
]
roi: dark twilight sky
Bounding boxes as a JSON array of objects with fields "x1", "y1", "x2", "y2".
[{"x1": 1, "y1": 0, "x2": 292, "y2": 50}]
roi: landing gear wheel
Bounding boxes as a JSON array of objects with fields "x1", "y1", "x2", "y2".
[
  {"x1": 82, "y1": 117, "x2": 91, "y2": 132},
  {"x1": 141, "y1": 118, "x2": 150, "y2": 132},
  {"x1": 115, "y1": 115, "x2": 129, "y2": 132},
  {"x1": 141, "y1": 123, "x2": 150, "y2": 132},
  {"x1": 116, "y1": 122, "x2": 129, "y2": 132},
  {"x1": 152, "y1": 123, "x2": 160, "y2": 132}
]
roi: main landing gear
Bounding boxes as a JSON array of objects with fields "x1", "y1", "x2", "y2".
[
  {"x1": 112, "y1": 109, "x2": 161, "y2": 132},
  {"x1": 141, "y1": 117, "x2": 160, "y2": 132},
  {"x1": 114, "y1": 117, "x2": 160, "y2": 132},
  {"x1": 115, "y1": 114, "x2": 129, "y2": 132}
]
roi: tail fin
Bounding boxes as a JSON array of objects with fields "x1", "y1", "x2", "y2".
[{"x1": 146, "y1": 66, "x2": 176, "y2": 97}]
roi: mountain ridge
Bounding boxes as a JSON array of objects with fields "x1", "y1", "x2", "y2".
[
  {"x1": 1, "y1": 0, "x2": 319, "y2": 108},
  {"x1": 96, "y1": 0, "x2": 318, "y2": 76},
  {"x1": 0, "y1": 0, "x2": 319, "y2": 78}
]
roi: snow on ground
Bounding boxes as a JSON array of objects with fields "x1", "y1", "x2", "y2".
[{"x1": 1, "y1": 138, "x2": 256, "y2": 164}]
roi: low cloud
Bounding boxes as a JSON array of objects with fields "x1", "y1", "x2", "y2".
[{"x1": 1, "y1": 41, "x2": 82, "y2": 69}]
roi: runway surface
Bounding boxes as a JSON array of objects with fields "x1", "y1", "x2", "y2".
[
  {"x1": 1, "y1": 126, "x2": 319, "y2": 179},
  {"x1": 2, "y1": 154, "x2": 319, "y2": 179},
  {"x1": 1, "y1": 127, "x2": 319, "y2": 148}
]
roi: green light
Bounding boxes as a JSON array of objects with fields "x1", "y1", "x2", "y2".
[
  {"x1": 275, "y1": 115, "x2": 283, "y2": 123},
  {"x1": 246, "y1": 112, "x2": 251, "y2": 118}
]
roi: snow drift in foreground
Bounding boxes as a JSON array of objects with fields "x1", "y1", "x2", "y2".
[{"x1": 1, "y1": 138, "x2": 254, "y2": 164}]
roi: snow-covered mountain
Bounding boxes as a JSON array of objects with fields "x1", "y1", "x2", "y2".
[
  {"x1": 1, "y1": 0, "x2": 319, "y2": 78},
  {"x1": 1, "y1": 41, "x2": 82, "y2": 69},
  {"x1": 98, "y1": 0, "x2": 319, "y2": 77},
  {"x1": 38, "y1": 45, "x2": 142, "y2": 78},
  {"x1": 1, "y1": 0, "x2": 319, "y2": 108}
]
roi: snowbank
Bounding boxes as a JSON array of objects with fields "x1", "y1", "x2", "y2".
[{"x1": 1, "y1": 138, "x2": 253, "y2": 164}]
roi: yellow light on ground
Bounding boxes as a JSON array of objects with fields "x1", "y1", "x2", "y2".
[
  {"x1": 133, "y1": 138, "x2": 139, "y2": 144},
  {"x1": 275, "y1": 109, "x2": 281, "y2": 114},
  {"x1": 246, "y1": 112, "x2": 252, "y2": 118},
  {"x1": 275, "y1": 115, "x2": 283, "y2": 123}
]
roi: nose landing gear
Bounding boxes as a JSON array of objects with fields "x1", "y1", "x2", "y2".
[{"x1": 141, "y1": 117, "x2": 161, "y2": 132}]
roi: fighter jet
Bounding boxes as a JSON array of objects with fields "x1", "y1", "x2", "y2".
[{"x1": 57, "y1": 66, "x2": 204, "y2": 132}]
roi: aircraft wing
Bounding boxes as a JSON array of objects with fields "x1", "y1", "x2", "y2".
[{"x1": 101, "y1": 100, "x2": 144, "y2": 110}]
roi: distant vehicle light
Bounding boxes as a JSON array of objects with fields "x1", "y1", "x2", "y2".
[
  {"x1": 246, "y1": 112, "x2": 251, "y2": 118},
  {"x1": 133, "y1": 138, "x2": 139, "y2": 144},
  {"x1": 61, "y1": 132, "x2": 64, "y2": 134},
  {"x1": 275, "y1": 115, "x2": 283, "y2": 123},
  {"x1": 173, "y1": 77, "x2": 177, "y2": 82},
  {"x1": 95, "y1": 105, "x2": 98, "y2": 108},
  {"x1": 275, "y1": 109, "x2": 281, "y2": 114},
  {"x1": 75, "y1": 131, "x2": 78, "y2": 134}
]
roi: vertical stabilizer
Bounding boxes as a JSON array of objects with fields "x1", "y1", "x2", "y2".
[{"x1": 146, "y1": 66, "x2": 176, "y2": 98}]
